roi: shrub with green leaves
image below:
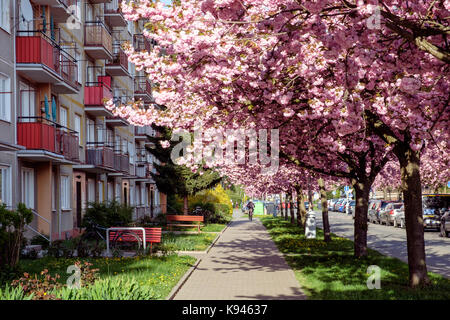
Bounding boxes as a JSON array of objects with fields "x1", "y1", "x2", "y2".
[
  {"x1": 82, "y1": 201, "x2": 133, "y2": 229},
  {"x1": 0, "y1": 203, "x2": 33, "y2": 269},
  {"x1": 0, "y1": 284, "x2": 34, "y2": 300}
]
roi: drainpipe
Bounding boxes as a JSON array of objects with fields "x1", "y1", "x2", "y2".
[{"x1": 13, "y1": 0, "x2": 17, "y2": 207}]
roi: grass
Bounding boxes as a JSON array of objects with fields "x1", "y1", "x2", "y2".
[
  {"x1": 6, "y1": 254, "x2": 196, "y2": 300},
  {"x1": 259, "y1": 216, "x2": 450, "y2": 300},
  {"x1": 162, "y1": 232, "x2": 218, "y2": 251}
]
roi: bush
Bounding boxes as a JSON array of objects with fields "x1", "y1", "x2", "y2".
[
  {"x1": 29, "y1": 235, "x2": 50, "y2": 250},
  {"x1": 0, "y1": 203, "x2": 33, "y2": 270},
  {"x1": 82, "y1": 201, "x2": 133, "y2": 228}
]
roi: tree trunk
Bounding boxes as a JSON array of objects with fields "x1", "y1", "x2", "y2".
[
  {"x1": 318, "y1": 178, "x2": 331, "y2": 242},
  {"x1": 289, "y1": 192, "x2": 295, "y2": 225},
  {"x1": 352, "y1": 178, "x2": 371, "y2": 258},
  {"x1": 397, "y1": 146, "x2": 430, "y2": 287},
  {"x1": 183, "y1": 195, "x2": 189, "y2": 215},
  {"x1": 298, "y1": 192, "x2": 308, "y2": 228},
  {"x1": 279, "y1": 193, "x2": 283, "y2": 219}
]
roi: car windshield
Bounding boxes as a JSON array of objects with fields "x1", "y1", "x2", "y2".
[
  {"x1": 380, "y1": 202, "x2": 391, "y2": 209},
  {"x1": 350, "y1": 201, "x2": 356, "y2": 205},
  {"x1": 393, "y1": 204, "x2": 403, "y2": 209}
]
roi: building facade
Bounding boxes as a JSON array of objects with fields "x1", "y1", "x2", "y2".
[{"x1": 0, "y1": 0, "x2": 165, "y2": 242}]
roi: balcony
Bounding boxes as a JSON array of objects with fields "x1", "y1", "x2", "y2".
[
  {"x1": 134, "y1": 76, "x2": 152, "y2": 102},
  {"x1": 16, "y1": 32, "x2": 80, "y2": 93},
  {"x1": 51, "y1": 0, "x2": 75, "y2": 23},
  {"x1": 133, "y1": 34, "x2": 152, "y2": 52},
  {"x1": 30, "y1": 0, "x2": 74, "y2": 22},
  {"x1": 53, "y1": 52, "x2": 80, "y2": 94},
  {"x1": 85, "y1": 142, "x2": 115, "y2": 170},
  {"x1": 105, "y1": 45, "x2": 129, "y2": 77},
  {"x1": 17, "y1": 117, "x2": 79, "y2": 163},
  {"x1": 114, "y1": 152, "x2": 130, "y2": 173},
  {"x1": 84, "y1": 22, "x2": 113, "y2": 60},
  {"x1": 104, "y1": 0, "x2": 127, "y2": 27},
  {"x1": 16, "y1": 32, "x2": 62, "y2": 83},
  {"x1": 134, "y1": 126, "x2": 152, "y2": 141},
  {"x1": 84, "y1": 76, "x2": 114, "y2": 117}
]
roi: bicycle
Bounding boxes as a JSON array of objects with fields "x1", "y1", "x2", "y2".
[
  {"x1": 80, "y1": 218, "x2": 142, "y2": 257},
  {"x1": 249, "y1": 208, "x2": 254, "y2": 221}
]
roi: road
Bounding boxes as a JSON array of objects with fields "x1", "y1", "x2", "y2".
[{"x1": 309, "y1": 210, "x2": 450, "y2": 278}]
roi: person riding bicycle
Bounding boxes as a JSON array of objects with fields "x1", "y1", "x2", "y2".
[{"x1": 247, "y1": 201, "x2": 255, "y2": 219}]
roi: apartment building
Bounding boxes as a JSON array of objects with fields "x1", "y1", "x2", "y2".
[{"x1": 0, "y1": 0, "x2": 166, "y2": 242}]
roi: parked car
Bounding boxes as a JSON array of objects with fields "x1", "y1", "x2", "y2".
[
  {"x1": 338, "y1": 199, "x2": 348, "y2": 213},
  {"x1": 368, "y1": 200, "x2": 394, "y2": 224},
  {"x1": 422, "y1": 194, "x2": 450, "y2": 231},
  {"x1": 348, "y1": 200, "x2": 356, "y2": 218},
  {"x1": 328, "y1": 199, "x2": 338, "y2": 211},
  {"x1": 393, "y1": 209, "x2": 405, "y2": 228},
  {"x1": 333, "y1": 198, "x2": 345, "y2": 212},
  {"x1": 440, "y1": 209, "x2": 450, "y2": 237},
  {"x1": 379, "y1": 202, "x2": 404, "y2": 226}
]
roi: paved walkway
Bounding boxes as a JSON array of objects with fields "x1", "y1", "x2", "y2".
[{"x1": 173, "y1": 210, "x2": 306, "y2": 300}]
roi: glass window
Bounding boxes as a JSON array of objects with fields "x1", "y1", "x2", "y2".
[
  {"x1": 0, "y1": 75, "x2": 11, "y2": 122},
  {"x1": 22, "y1": 168, "x2": 34, "y2": 209},
  {"x1": 0, "y1": 0, "x2": 10, "y2": 32},
  {"x1": 0, "y1": 166, "x2": 11, "y2": 207},
  {"x1": 20, "y1": 82, "x2": 35, "y2": 120},
  {"x1": 74, "y1": 114, "x2": 82, "y2": 145},
  {"x1": 60, "y1": 106, "x2": 68, "y2": 128},
  {"x1": 61, "y1": 175, "x2": 71, "y2": 210}
]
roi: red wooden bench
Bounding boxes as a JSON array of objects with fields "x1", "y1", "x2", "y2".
[
  {"x1": 109, "y1": 227, "x2": 162, "y2": 253},
  {"x1": 166, "y1": 215, "x2": 204, "y2": 233}
]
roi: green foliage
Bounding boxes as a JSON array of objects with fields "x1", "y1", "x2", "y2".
[
  {"x1": 82, "y1": 201, "x2": 133, "y2": 228},
  {"x1": 55, "y1": 277, "x2": 157, "y2": 300},
  {"x1": 30, "y1": 235, "x2": 50, "y2": 250},
  {"x1": 0, "y1": 203, "x2": 33, "y2": 270},
  {"x1": 260, "y1": 216, "x2": 450, "y2": 300},
  {"x1": 0, "y1": 284, "x2": 34, "y2": 300},
  {"x1": 147, "y1": 125, "x2": 222, "y2": 201}
]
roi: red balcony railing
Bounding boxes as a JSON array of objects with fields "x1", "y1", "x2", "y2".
[
  {"x1": 17, "y1": 117, "x2": 80, "y2": 161},
  {"x1": 86, "y1": 142, "x2": 115, "y2": 169},
  {"x1": 16, "y1": 32, "x2": 59, "y2": 72},
  {"x1": 85, "y1": 76, "x2": 113, "y2": 105}
]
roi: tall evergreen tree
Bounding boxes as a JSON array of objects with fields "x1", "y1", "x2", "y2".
[{"x1": 146, "y1": 125, "x2": 222, "y2": 214}]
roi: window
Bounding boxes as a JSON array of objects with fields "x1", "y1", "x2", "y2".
[
  {"x1": 60, "y1": 106, "x2": 68, "y2": 128},
  {"x1": 61, "y1": 175, "x2": 71, "y2": 210},
  {"x1": 22, "y1": 168, "x2": 34, "y2": 209},
  {"x1": 75, "y1": 51, "x2": 82, "y2": 84},
  {"x1": 0, "y1": 0, "x2": 10, "y2": 32},
  {"x1": 87, "y1": 179, "x2": 95, "y2": 205},
  {"x1": 98, "y1": 181, "x2": 104, "y2": 202},
  {"x1": 0, "y1": 75, "x2": 11, "y2": 121},
  {"x1": 0, "y1": 166, "x2": 11, "y2": 207},
  {"x1": 115, "y1": 182, "x2": 121, "y2": 202},
  {"x1": 107, "y1": 182, "x2": 114, "y2": 201},
  {"x1": 128, "y1": 142, "x2": 134, "y2": 164},
  {"x1": 20, "y1": 82, "x2": 35, "y2": 120},
  {"x1": 74, "y1": 114, "x2": 82, "y2": 145},
  {"x1": 86, "y1": 119, "x2": 95, "y2": 143}
]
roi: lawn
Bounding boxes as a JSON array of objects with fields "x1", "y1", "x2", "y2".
[
  {"x1": 3, "y1": 254, "x2": 196, "y2": 300},
  {"x1": 260, "y1": 216, "x2": 450, "y2": 300},
  {"x1": 162, "y1": 232, "x2": 218, "y2": 251}
]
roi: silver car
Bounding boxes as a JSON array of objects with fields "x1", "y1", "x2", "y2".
[{"x1": 380, "y1": 202, "x2": 403, "y2": 226}]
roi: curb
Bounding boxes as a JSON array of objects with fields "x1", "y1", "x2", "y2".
[
  {"x1": 166, "y1": 220, "x2": 232, "y2": 300},
  {"x1": 166, "y1": 257, "x2": 202, "y2": 300}
]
